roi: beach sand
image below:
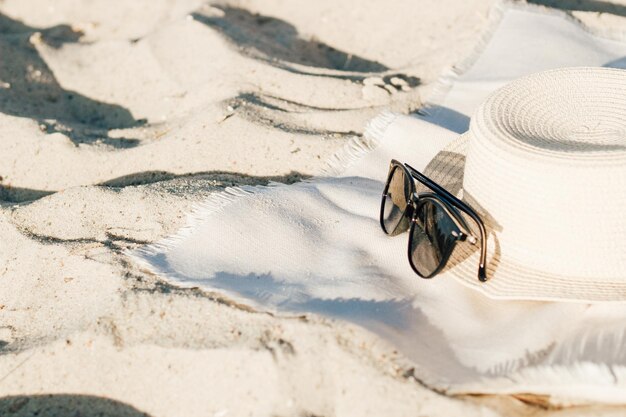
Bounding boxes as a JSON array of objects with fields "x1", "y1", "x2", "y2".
[{"x1": 0, "y1": 1, "x2": 625, "y2": 416}]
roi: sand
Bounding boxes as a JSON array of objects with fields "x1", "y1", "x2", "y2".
[{"x1": 0, "y1": 1, "x2": 625, "y2": 416}]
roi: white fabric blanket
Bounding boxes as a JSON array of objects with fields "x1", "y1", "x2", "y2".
[{"x1": 133, "y1": 1, "x2": 626, "y2": 406}]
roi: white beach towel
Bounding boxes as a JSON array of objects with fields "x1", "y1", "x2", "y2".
[{"x1": 133, "y1": 2, "x2": 626, "y2": 406}]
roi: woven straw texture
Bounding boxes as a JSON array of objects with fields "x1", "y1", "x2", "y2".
[{"x1": 427, "y1": 68, "x2": 626, "y2": 302}]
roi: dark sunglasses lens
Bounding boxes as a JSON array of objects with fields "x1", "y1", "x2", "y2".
[
  {"x1": 410, "y1": 200, "x2": 458, "y2": 277},
  {"x1": 382, "y1": 166, "x2": 411, "y2": 234}
]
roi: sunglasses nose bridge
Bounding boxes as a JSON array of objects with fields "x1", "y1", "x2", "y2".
[{"x1": 409, "y1": 192, "x2": 422, "y2": 208}]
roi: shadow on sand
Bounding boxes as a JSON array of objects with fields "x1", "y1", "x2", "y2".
[
  {"x1": 192, "y1": 6, "x2": 388, "y2": 72},
  {"x1": 0, "y1": 170, "x2": 311, "y2": 203},
  {"x1": 0, "y1": 394, "x2": 151, "y2": 417},
  {"x1": 528, "y1": 0, "x2": 626, "y2": 17},
  {"x1": 0, "y1": 14, "x2": 143, "y2": 148}
]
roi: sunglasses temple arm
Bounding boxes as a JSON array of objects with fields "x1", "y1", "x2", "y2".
[
  {"x1": 478, "y1": 241, "x2": 488, "y2": 282},
  {"x1": 404, "y1": 164, "x2": 474, "y2": 212},
  {"x1": 457, "y1": 208, "x2": 488, "y2": 282},
  {"x1": 468, "y1": 209, "x2": 488, "y2": 282}
]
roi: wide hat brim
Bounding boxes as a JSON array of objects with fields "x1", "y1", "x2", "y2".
[{"x1": 424, "y1": 133, "x2": 626, "y2": 303}]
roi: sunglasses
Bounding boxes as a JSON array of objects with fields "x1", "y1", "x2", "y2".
[{"x1": 380, "y1": 159, "x2": 488, "y2": 282}]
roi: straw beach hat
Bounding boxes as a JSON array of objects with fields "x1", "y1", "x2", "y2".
[{"x1": 425, "y1": 67, "x2": 626, "y2": 302}]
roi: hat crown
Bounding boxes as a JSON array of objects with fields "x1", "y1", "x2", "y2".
[{"x1": 463, "y1": 67, "x2": 626, "y2": 279}]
